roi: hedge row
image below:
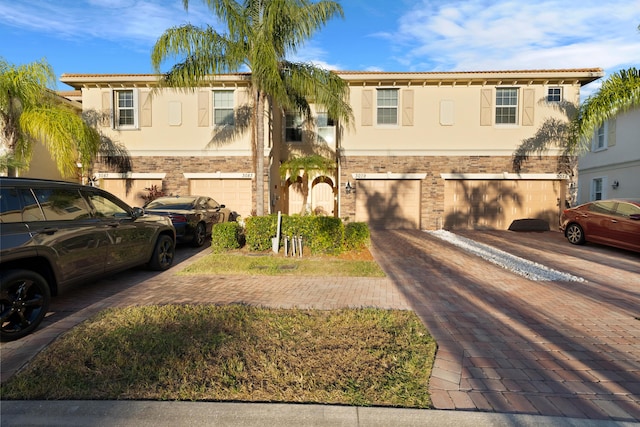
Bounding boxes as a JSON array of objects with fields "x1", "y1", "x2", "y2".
[{"x1": 211, "y1": 215, "x2": 370, "y2": 255}]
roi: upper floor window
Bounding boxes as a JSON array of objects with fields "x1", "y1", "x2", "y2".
[
  {"x1": 495, "y1": 88, "x2": 518, "y2": 124},
  {"x1": 286, "y1": 113, "x2": 303, "y2": 142},
  {"x1": 114, "y1": 90, "x2": 137, "y2": 128},
  {"x1": 377, "y1": 89, "x2": 398, "y2": 125},
  {"x1": 316, "y1": 112, "x2": 335, "y2": 144},
  {"x1": 547, "y1": 87, "x2": 562, "y2": 102},
  {"x1": 592, "y1": 123, "x2": 607, "y2": 151},
  {"x1": 213, "y1": 90, "x2": 234, "y2": 126}
]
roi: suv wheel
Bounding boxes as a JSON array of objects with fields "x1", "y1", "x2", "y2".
[
  {"x1": 0, "y1": 270, "x2": 51, "y2": 342},
  {"x1": 148, "y1": 235, "x2": 175, "y2": 271}
]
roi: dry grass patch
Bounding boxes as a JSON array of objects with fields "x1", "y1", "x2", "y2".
[{"x1": 1, "y1": 305, "x2": 435, "y2": 408}]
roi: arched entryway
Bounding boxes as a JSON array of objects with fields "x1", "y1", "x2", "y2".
[{"x1": 285, "y1": 176, "x2": 335, "y2": 216}]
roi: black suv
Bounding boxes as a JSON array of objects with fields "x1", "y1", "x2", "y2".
[{"x1": 0, "y1": 177, "x2": 176, "y2": 341}]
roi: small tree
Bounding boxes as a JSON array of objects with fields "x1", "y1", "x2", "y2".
[{"x1": 279, "y1": 154, "x2": 335, "y2": 215}]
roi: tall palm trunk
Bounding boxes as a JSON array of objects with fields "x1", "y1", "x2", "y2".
[{"x1": 255, "y1": 90, "x2": 266, "y2": 216}]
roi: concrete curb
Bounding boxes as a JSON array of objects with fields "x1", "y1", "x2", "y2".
[{"x1": 1, "y1": 401, "x2": 635, "y2": 427}]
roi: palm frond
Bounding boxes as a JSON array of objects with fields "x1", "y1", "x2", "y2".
[
  {"x1": 19, "y1": 106, "x2": 98, "y2": 177},
  {"x1": 152, "y1": 24, "x2": 245, "y2": 87},
  {"x1": 569, "y1": 67, "x2": 640, "y2": 154},
  {"x1": 279, "y1": 153, "x2": 336, "y2": 180},
  {"x1": 281, "y1": 61, "x2": 352, "y2": 126}
]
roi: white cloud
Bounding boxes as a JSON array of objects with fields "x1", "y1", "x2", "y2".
[
  {"x1": 289, "y1": 44, "x2": 343, "y2": 71},
  {"x1": 0, "y1": 0, "x2": 213, "y2": 45},
  {"x1": 392, "y1": 0, "x2": 640, "y2": 74}
]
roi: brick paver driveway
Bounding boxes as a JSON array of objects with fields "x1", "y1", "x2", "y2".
[{"x1": 369, "y1": 229, "x2": 639, "y2": 421}]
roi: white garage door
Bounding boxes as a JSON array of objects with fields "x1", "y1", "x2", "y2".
[
  {"x1": 444, "y1": 179, "x2": 562, "y2": 230},
  {"x1": 100, "y1": 178, "x2": 163, "y2": 208},
  {"x1": 355, "y1": 180, "x2": 421, "y2": 229},
  {"x1": 189, "y1": 179, "x2": 252, "y2": 220}
]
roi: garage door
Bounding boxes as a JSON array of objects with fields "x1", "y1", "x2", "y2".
[
  {"x1": 189, "y1": 179, "x2": 252, "y2": 220},
  {"x1": 355, "y1": 180, "x2": 421, "y2": 229},
  {"x1": 100, "y1": 178, "x2": 163, "y2": 208},
  {"x1": 444, "y1": 179, "x2": 562, "y2": 230}
]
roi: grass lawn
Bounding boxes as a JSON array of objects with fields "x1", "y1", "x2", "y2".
[
  {"x1": 179, "y1": 249, "x2": 386, "y2": 277},
  {"x1": 1, "y1": 305, "x2": 436, "y2": 408}
]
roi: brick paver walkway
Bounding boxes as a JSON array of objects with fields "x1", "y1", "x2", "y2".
[{"x1": 1, "y1": 230, "x2": 638, "y2": 422}]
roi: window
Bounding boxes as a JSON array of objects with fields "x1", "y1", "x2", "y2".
[
  {"x1": 616, "y1": 202, "x2": 640, "y2": 218},
  {"x1": 495, "y1": 88, "x2": 518, "y2": 124},
  {"x1": 33, "y1": 189, "x2": 92, "y2": 221},
  {"x1": 206, "y1": 198, "x2": 221, "y2": 210},
  {"x1": 85, "y1": 193, "x2": 129, "y2": 218},
  {"x1": 114, "y1": 90, "x2": 137, "y2": 128},
  {"x1": 286, "y1": 113, "x2": 303, "y2": 142},
  {"x1": 592, "y1": 123, "x2": 607, "y2": 151},
  {"x1": 0, "y1": 188, "x2": 45, "y2": 222},
  {"x1": 316, "y1": 112, "x2": 335, "y2": 143},
  {"x1": 589, "y1": 201, "x2": 615, "y2": 214},
  {"x1": 377, "y1": 89, "x2": 398, "y2": 125},
  {"x1": 547, "y1": 87, "x2": 562, "y2": 102},
  {"x1": 213, "y1": 90, "x2": 234, "y2": 126},
  {"x1": 591, "y1": 177, "x2": 605, "y2": 201}
]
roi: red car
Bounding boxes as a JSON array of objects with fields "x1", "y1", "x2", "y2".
[{"x1": 559, "y1": 199, "x2": 640, "y2": 253}]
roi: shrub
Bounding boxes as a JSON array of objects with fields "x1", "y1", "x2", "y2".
[
  {"x1": 140, "y1": 185, "x2": 165, "y2": 206},
  {"x1": 307, "y1": 216, "x2": 344, "y2": 255},
  {"x1": 243, "y1": 215, "x2": 368, "y2": 256},
  {"x1": 211, "y1": 222, "x2": 243, "y2": 253},
  {"x1": 344, "y1": 222, "x2": 370, "y2": 251},
  {"x1": 244, "y1": 215, "x2": 278, "y2": 251},
  {"x1": 278, "y1": 215, "x2": 344, "y2": 255}
]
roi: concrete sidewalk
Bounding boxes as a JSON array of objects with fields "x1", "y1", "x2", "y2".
[{"x1": 1, "y1": 400, "x2": 635, "y2": 427}]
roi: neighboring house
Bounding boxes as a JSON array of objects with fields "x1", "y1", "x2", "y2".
[
  {"x1": 59, "y1": 68, "x2": 603, "y2": 230},
  {"x1": 576, "y1": 107, "x2": 640, "y2": 204}
]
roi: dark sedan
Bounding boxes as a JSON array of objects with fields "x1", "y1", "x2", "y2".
[
  {"x1": 144, "y1": 196, "x2": 236, "y2": 247},
  {"x1": 559, "y1": 198, "x2": 640, "y2": 253}
]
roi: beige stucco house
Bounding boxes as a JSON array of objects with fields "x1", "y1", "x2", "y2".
[
  {"x1": 59, "y1": 68, "x2": 603, "y2": 230},
  {"x1": 576, "y1": 106, "x2": 640, "y2": 204}
]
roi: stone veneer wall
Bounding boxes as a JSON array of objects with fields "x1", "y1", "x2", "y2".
[
  {"x1": 340, "y1": 155, "x2": 563, "y2": 230},
  {"x1": 93, "y1": 155, "x2": 269, "y2": 214}
]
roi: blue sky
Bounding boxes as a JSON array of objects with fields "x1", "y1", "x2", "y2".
[{"x1": 1, "y1": 0, "x2": 639, "y2": 96}]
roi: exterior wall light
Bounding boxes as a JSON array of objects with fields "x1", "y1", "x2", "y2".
[
  {"x1": 612, "y1": 180, "x2": 620, "y2": 189},
  {"x1": 345, "y1": 181, "x2": 355, "y2": 194}
]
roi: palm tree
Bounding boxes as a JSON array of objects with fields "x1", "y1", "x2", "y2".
[
  {"x1": 151, "y1": 0, "x2": 353, "y2": 216},
  {"x1": 279, "y1": 153, "x2": 335, "y2": 214},
  {"x1": 0, "y1": 57, "x2": 100, "y2": 178},
  {"x1": 568, "y1": 67, "x2": 640, "y2": 154}
]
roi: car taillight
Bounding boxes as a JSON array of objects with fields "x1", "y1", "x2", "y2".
[{"x1": 169, "y1": 214, "x2": 188, "y2": 223}]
